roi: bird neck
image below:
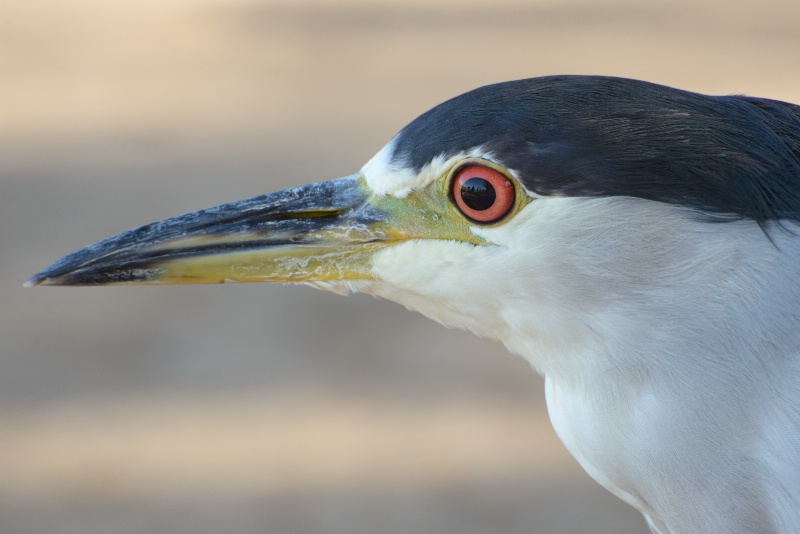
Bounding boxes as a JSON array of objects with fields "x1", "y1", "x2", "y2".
[
  {"x1": 369, "y1": 196, "x2": 800, "y2": 394},
  {"x1": 366, "y1": 196, "x2": 800, "y2": 534},
  {"x1": 497, "y1": 198, "x2": 800, "y2": 395}
]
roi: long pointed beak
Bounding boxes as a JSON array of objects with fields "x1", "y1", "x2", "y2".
[{"x1": 26, "y1": 175, "x2": 391, "y2": 287}]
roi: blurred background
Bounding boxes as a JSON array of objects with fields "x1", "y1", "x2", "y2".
[{"x1": 3, "y1": 0, "x2": 800, "y2": 532}]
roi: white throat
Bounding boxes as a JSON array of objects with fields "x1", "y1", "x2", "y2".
[
  {"x1": 366, "y1": 197, "x2": 796, "y2": 381},
  {"x1": 362, "y1": 195, "x2": 800, "y2": 532}
]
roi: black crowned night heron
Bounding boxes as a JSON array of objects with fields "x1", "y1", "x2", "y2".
[{"x1": 28, "y1": 76, "x2": 800, "y2": 533}]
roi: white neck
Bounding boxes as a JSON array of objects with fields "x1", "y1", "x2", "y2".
[
  {"x1": 365, "y1": 196, "x2": 800, "y2": 532},
  {"x1": 367, "y1": 197, "x2": 799, "y2": 382}
]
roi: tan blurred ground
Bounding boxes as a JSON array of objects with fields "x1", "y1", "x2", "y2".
[{"x1": 3, "y1": 0, "x2": 800, "y2": 532}]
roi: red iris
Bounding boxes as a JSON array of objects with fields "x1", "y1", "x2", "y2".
[{"x1": 452, "y1": 165, "x2": 515, "y2": 223}]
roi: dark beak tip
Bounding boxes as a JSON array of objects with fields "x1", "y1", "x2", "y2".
[
  {"x1": 24, "y1": 272, "x2": 56, "y2": 287},
  {"x1": 24, "y1": 276, "x2": 45, "y2": 288},
  {"x1": 25, "y1": 261, "x2": 76, "y2": 287}
]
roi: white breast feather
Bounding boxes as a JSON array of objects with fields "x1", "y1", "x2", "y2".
[{"x1": 366, "y1": 195, "x2": 800, "y2": 533}]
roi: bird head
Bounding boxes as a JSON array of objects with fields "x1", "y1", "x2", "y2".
[{"x1": 27, "y1": 75, "x2": 800, "y2": 376}]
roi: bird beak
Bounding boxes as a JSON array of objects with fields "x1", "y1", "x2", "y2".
[
  {"x1": 27, "y1": 175, "x2": 384, "y2": 286},
  {"x1": 26, "y1": 173, "x2": 480, "y2": 287}
]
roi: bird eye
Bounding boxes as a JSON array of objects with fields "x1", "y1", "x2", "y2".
[{"x1": 451, "y1": 165, "x2": 515, "y2": 223}]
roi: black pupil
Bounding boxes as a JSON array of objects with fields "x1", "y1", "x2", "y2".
[{"x1": 460, "y1": 177, "x2": 496, "y2": 211}]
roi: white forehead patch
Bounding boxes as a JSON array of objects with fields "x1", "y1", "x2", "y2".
[{"x1": 361, "y1": 137, "x2": 496, "y2": 198}]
